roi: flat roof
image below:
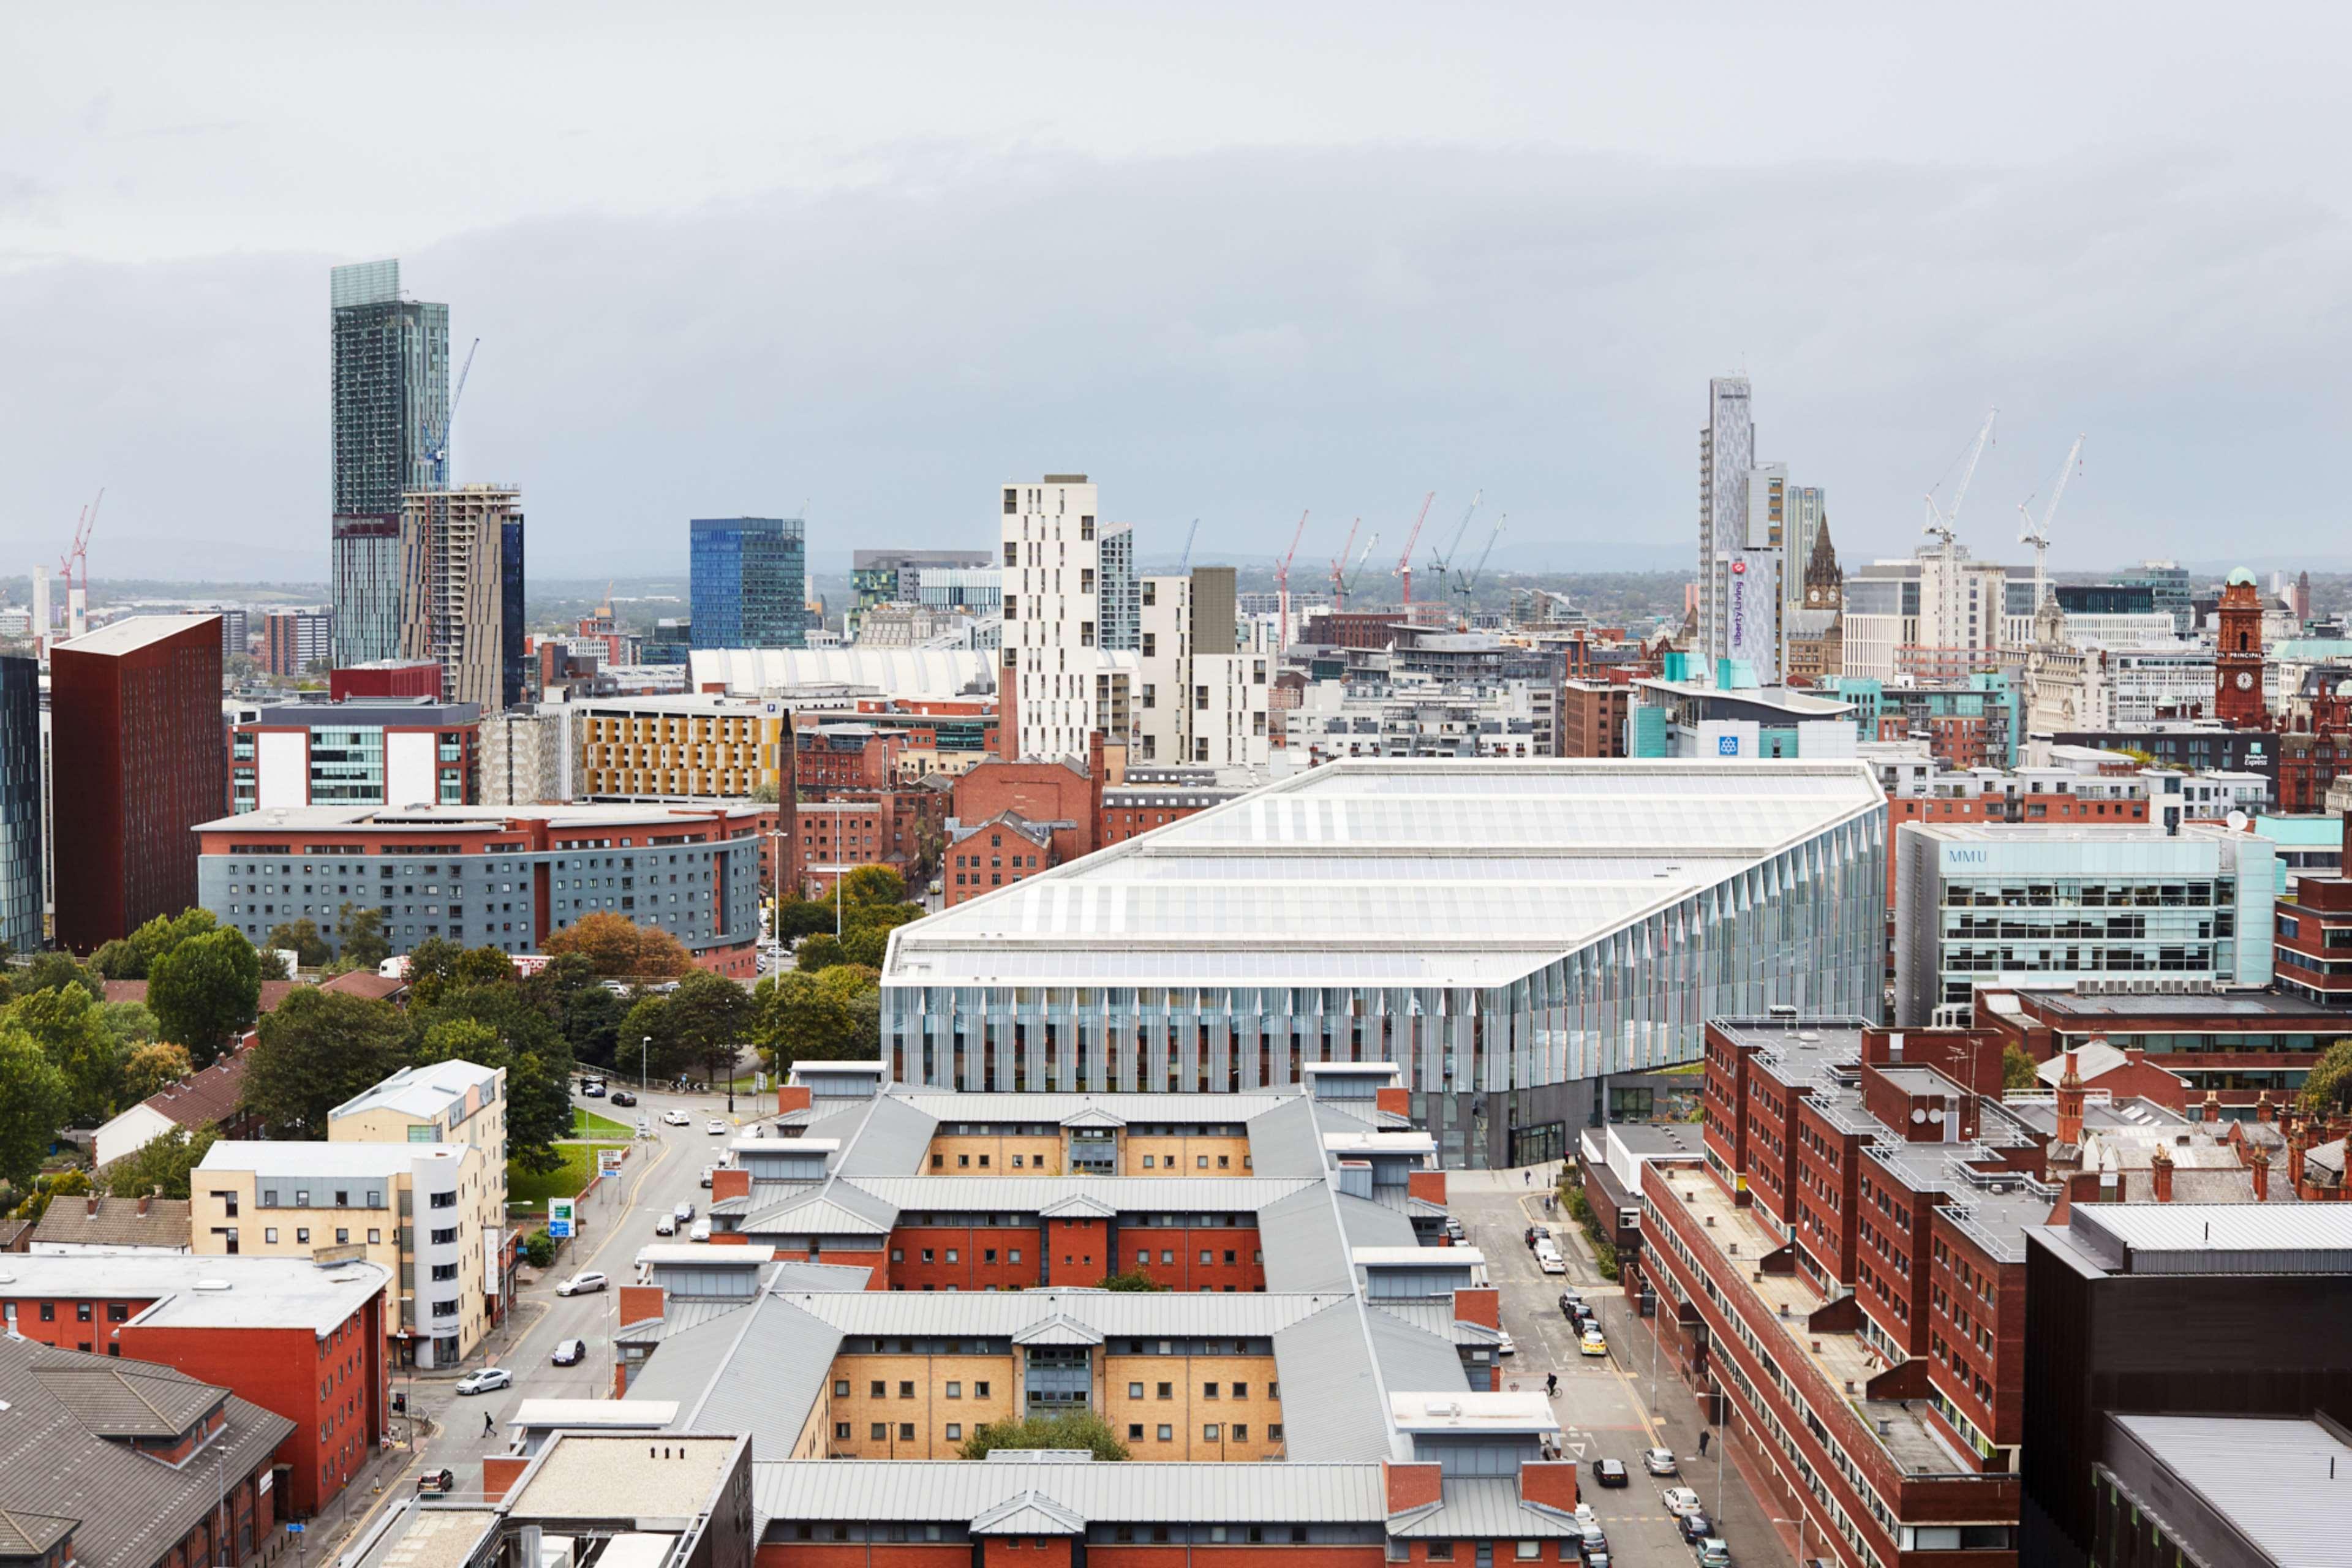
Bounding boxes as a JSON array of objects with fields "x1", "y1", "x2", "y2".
[
  {"x1": 884, "y1": 759, "x2": 1885, "y2": 989},
  {"x1": 0, "y1": 1256, "x2": 387, "y2": 1333},
  {"x1": 510, "y1": 1399, "x2": 678, "y2": 1430},
  {"x1": 2067, "y1": 1204, "x2": 2352, "y2": 1273},
  {"x1": 506, "y1": 1432, "x2": 744, "y2": 1523},
  {"x1": 56, "y1": 614, "x2": 219, "y2": 657},
  {"x1": 1385, "y1": 1391, "x2": 1558, "y2": 1433},
  {"x1": 196, "y1": 802, "x2": 760, "y2": 833},
  {"x1": 197, "y1": 1140, "x2": 461, "y2": 1177},
  {"x1": 242, "y1": 701, "x2": 480, "y2": 728},
  {"x1": 2018, "y1": 988, "x2": 2344, "y2": 1022},
  {"x1": 342, "y1": 1502, "x2": 500, "y2": 1568},
  {"x1": 330, "y1": 1060, "x2": 499, "y2": 1122},
  {"x1": 636, "y1": 1245, "x2": 776, "y2": 1267},
  {"x1": 2108, "y1": 1414, "x2": 2348, "y2": 1567},
  {"x1": 1352, "y1": 1246, "x2": 1480, "y2": 1267}
]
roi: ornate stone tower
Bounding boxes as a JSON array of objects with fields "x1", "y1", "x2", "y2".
[
  {"x1": 2214, "y1": 566, "x2": 2267, "y2": 728},
  {"x1": 1801, "y1": 516, "x2": 1842, "y2": 610}
]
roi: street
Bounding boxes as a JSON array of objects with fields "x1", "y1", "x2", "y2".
[{"x1": 1453, "y1": 1180, "x2": 1793, "y2": 1568}]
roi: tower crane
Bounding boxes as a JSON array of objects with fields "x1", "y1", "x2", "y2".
[
  {"x1": 1177, "y1": 518, "x2": 1200, "y2": 573},
  {"x1": 428, "y1": 336, "x2": 481, "y2": 489},
  {"x1": 1273, "y1": 510, "x2": 1310, "y2": 650},
  {"x1": 1330, "y1": 518, "x2": 1362, "y2": 608},
  {"x1": 2017, "y1": 434, "x2": 2086, "y2": 619},
  {"x1": 1919, "y1": 408, "x2": 1997, "y2": 679},
  {"x1": 1393, "y1": 492, "x2": 1436, "y2": 609},
  {"x1": 1335, "y1": 528, "x2": 1379, "y2": 607},
  {"x1": 1423, "y1": 491, "x2": 1482, "y2": 608},
  {"x1": 61, "y1": 488, "x2": 101, "y2": 643},
  {"x1": 1449, "y1": 512, "x2": 1507, "y2": 625}
]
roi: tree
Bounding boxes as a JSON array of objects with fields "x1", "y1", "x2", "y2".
[
  {"x1": 21, "y1": 953, "x2": 102, "y2": 1004},
  {"x1": 454, "y1": 946, "x2": 518, "y2": 989},
  {"x1": 747, "y1": 780, "x2": 780, "y2": 804},
  {"x1": 796, "y1": 933, "x2": 846, "y2": 973},
  {"x1": 1098, "y1": 1267, "x2": 1170, "y2": 1292},
  {"x1": 402, "y1": 938, "x2": 469, "y2": 1008},
  {"x1": 99, "y1": 1001, "x2": 160, "y2": 1047},
  {"x1": 88, "y1": 940, "x2": 140, "y2": 981},
  {"x1": 243, "y1": 989, "x2": 409, "y2": 1136},
  {"x1": 753, "y1": 968, "x2": 877, "y2": 1072},
  {"x1": 99, "y1": 909, "x2": 221, "y2": 981},
  {"x1": 2001, "y1": 1046, "x2": 2041, "y2": 1094},
  {"x1": 773, "y1": 898, "x2": 836, "y2": 942},
  {"x1": 11, "y1": 1166, "x2": 89, "y2": 1224},
  {"x1": 148, "y1": 928, "x2": 263, "y2": 1066},
  {"x1": 619, "y1": 992, "x2": 695, "y2": 1083},
  {"x1": 840, "y1": 924, "x2": 891, "y2": 968},
  {"x1": 255, "y1": 949, "x2": 291, "y2": 982},
  {"x1": 121, "y1": 1042, "x2": 194, "y2": 1101},
  {"x1": 663, "y1": 971, "x2": 756, "y2": 1091},
  {"x1": 266, "y1": 918, "x2": 334, "y2": 968},
  {"x1": 2299, "y1": 1038, "x2": 2352, "y2": 1115},
  {"x1": 407, "y1": 984, "x2": 576, "y2": 1175},
  {"x1": 8, "y1": 985, "x2": 124, "y2": 1124},
  {"x1": 0, "y1": 1026, "x2": 69, "y2": 1191},
  {"x1": 336, "y1": 903, "x2": 392, "y2": 971},
  {"x1": 543, "y1": 912, "x2": 695, "y2": 979},
  {"x1": 959, "y1": 1412, "x2": 1128, "y2": 1461},
  {"x1": 839, "y1": 865, "x2": 908, "y2": 908},
  {"x1": 104, "y1": 1126, "x2": 218, "y2": 1200}
]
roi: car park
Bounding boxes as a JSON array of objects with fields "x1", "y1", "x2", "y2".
[
  {"x1": 454, "y1": 1368, "x2": 512, "y2": 1395},
  {"x1": 1591, "y1": 1457, "x2": 1628, "y2": 1488},
  {"x1": 1579, "y1": 1326, "x2": 1608, "y2": 1355},
  {"x1": 663, "y1": 1108, "x2": 691, "y2": 1126},
  {"x1": 1678, "y1": 1513, "x2": 1716, "y2": 1545},
  {"x1": 556, "y1": 1270, "x2": 608, "y2": 1296},
  {"x1": 551, "y1": 1338, "x2": 586, "y2": 1366},
  {"x1": 1660, "y1": 1487, "x2": 1702, "y2": 1517},
  {"x1": 609, "y1": 1090, "x2": 637, "y2": 1107}
]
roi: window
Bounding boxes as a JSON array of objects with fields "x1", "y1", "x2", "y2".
[
  {"x1": 870, "y1": 1381, "x2": 887, "y2": 1398},
  {"x1": 1515, "y1": 1546, "x2": 1540, "y2": 1561},
  {"x1": 899, "y1": 1381, "x2": 916, "y2": 1400},
  {"x1": 1156, "y1": 1380, "x2": 1173, "y2": 1400},
  {"x1": 899, "y1": 1423, "x2": 915, "y2": 1441},
  {"x1": 945, "y1": 1423, "x2": 962, "y2": 1441},
  {"x1": 1428, "y1": 1547, "x2": 1454, "y2": 1561},
  {"x1": 1233, "y1": 1423, "x2": 1248, "y2": 1441},
  {"x1": 946, "y1": 1382, "x2": 962, "y2": 1398},
  {"x1": 1232, "y1": 1381, "x2": 1248, "y2": 1398},
  {"x1": 1156, "y1": 1425, "x2": 1173, "y2": 1442},
  {"x1": 296, "y1": 1228, "x2": 310, "y2": 1243},
  {"x1": 1203, "y1": 1382, "x2": 1218, "y2": 1400},
  {"x1": 1128, "y1": 1423, "x2": 1144, "y2": 1440},
  {"x1": 834, "y1": 1422, "x2": 851, "y2": 1441},
  {"x1": 1128, "y1": 1382, "x2": 1144, "y2": 1398},
  {"x1": 870, "y1": 1423, "x2": 888, "y2": 1441},
  {"x1": 975, "y1": 1382, "x2": 990, "y2": 1398},
  {"x1": 1204, "y1": 1423, "x2": 1220, "y2": 1441},
  {"x1": 36, "y1": 1303, "x2": 52, "y2": 1321},
  {"x1": 265, "y1": 1228, "x2": 278, "y2": 1244},
  {"x1": 834, "y1": 1381, "x2": 850, "y2": 1398}
]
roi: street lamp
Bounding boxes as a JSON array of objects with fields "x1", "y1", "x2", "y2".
[{"x1": 641, "y1": 1035, "x2": 650, "y2": 1095}]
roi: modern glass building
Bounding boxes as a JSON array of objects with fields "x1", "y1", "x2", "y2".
[
  {"x1": 692, "y1": 518, "x2": 807, "y2": 649},
  {"x1": 1891, "y1": 822, "x2": 2276, "y2": 1028},
  {"x1": 0, "y1": 655, "x2": 40, "y2": 952},
  {"x1": 1098, "y1": 522, "x2": 1138, "y2": 652},
  {"x1": 330, "y1": 260, "x2": 447, "y2": 665},
  {"x1": 881, "y1": 759, "x2": 1887, "y2": 1167}
]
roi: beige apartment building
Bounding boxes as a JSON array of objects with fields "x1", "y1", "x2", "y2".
[
  {"x1": 400, "y1": 483, "x2": 522, "y2": 709},
  {"x1": 569, "y1": 694, "x2": 788, "y2": 799},
  {"x1": 330, "y1": 1058, "x2": 509, "y2": 1213}
]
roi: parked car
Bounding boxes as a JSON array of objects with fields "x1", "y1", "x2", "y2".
[
  {"x1": 580, "y1": 1080, "x2": 606, "y2": 1098},
  {"x1": 1579, "y1": 1326, "x2": 1608, "y2": 1356},
  {"x1": 1693, "y1": 1536, "x2": 1730, "y2": 1567},
  {"x1": 1557, "y1": 1290, "x2": 1586, "y2": 1319},
  {"x1": 1525, "y1": 1225, "x2": 1551, "y2": 1248},
  {"x1": 417, "y1": 1467, "x2": 456, "y2": 1493},
  {"x1": 551, "y1": 1338, "x2": 586, "y2": 1366},
  {"x1": 674, "y1": 1202, "x2": 695, "y2": 1223},
  {"x1": 1678, "y1": 1513, "x2": 1717, "y2": 1546},
  {"x1": 1577, "y1": 1549, "x2": 1609, "y2": 1568},
  {"x1": 454, "y1": 1367, "x2": 512, "y2": 1395},
  {"x1": 1643, "y1": 1447, "x2": 1681, "y2": 1477},
  {"x1": 662, "y1": 1108, "x2": 691, "y2": 1126},
  {"x1": 1442, "y1": 1217, "x2": 1467, "y2": 1242},
  {"x1": 1537, "y1": 1247, "x2": 1567, "y2": 1275},
  {"x1": 654, "y1": 1213, "x2": 677, "y2": 1236},
  {"x1": 1496, "y1": 1330, "x2": 1516, "y2": 1356},
  {"x1": 706, "y1": 1118, "x2": 727, "y2": 1135},
  {"x1": 1575, "y1": 1523, "x2": 1608, "y2": 1559},
  {"x1": 555, "y1": 1270, "x2": 608, "y2": 1297},
  {"x1": 699, "y1": 1165, "x2": 716, "y2": 1188},
  {"x1": 688, "y1": 1220, "x2": 712, "y2": 1242},
  {"x1": 1660, "y1": 1487, "x2": 1702, "y2": 1517},
  {"x1": 1591, "y1": 1457, "x2": 1628, "y2": 1488},
  {"x1": 609, "y1": 1090, "x2": 638, "y2": 1107}
]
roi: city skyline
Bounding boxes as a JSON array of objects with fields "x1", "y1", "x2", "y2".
[{"x1": 8, "y1": 8, "x2": 2352, "y2": 580}]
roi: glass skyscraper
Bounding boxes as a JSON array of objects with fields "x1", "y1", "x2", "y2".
[
  {"x1": 0, "y1": 656, "x2": 41, "y2": 953},
  {"x1": 690, "y1": 518, "x2": 807, "y2": 648},
  {"x1": 331, "y1": 259, "x2": 448, "y2": 666},
  {"x1": 1098, "y1": 522, "x2": 1139, "y2": 651}
]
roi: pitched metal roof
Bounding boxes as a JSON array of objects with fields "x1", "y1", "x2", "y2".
[
  {"x1": 898, "y1": 1091, "x2": 1288, "y2": 1125},
  {"x1": 1256, "y1": 1186, "x2": 1357, "y2": 1295},
  {"x1": 751, "y1": 1460, "x2": 1391, "y2": 1524},
  {"x1": 841, "y1": 1177, "x2": 1318, "y2": 1213},
  {"x1": 1335, "y1": 1193, "x2": 1421, "y2": 1251},
  {"x1": 1010, "y1": 1314, "x2": 1104, "y2": 1348},
  {"x1": 1245, "y1": 1096, "x2": 1332, "y2": 1180},
  {"x1": 741, "y1": 1191, "x2": 894, "y2": 1237},
  {"x1": 2108, "y1": 1414, "x2": 2349, "y2": 1567},
  {"x1": 624, "y1": 1294, "x2": 841, "y2": 1453},
  {"x1": 1385, "y1": 1479, "x2": 1581, "y2": 1538},
  {"x1": 1372, "y1": 1303, "x2": 1504, "y2": 1348},
  {"x1": 786, "y1": 1289, "x2": 1343, "y2": 1339},
  {"x1": 971, "y1": 1493, "x2": 1088, "y2": 1536},
  {"x1": 1363, "y1": 1305, "x2": 1474, "y2": 1396},
  {"x1": 1270, "y1": 1299, "x2": 1395, "y2": 1463},
  {"x1": 834, "y1": 1093, "x2": 940, "y2": 1177}
]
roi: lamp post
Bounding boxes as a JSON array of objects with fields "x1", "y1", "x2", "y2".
[{"x1": 641, "y1": 1035, "x2": 650, "y2": 1096}]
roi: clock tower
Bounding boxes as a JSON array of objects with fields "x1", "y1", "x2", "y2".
[{"x1": 2214, "y1": 566, "x2": 2267, "y2": 728}]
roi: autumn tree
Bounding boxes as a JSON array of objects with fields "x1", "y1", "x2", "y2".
[
  {"x1": 121, "y1": 1042, "x2": 195, "y2": 1101},
  {"x1": 543, "y1": 912, "x2": 695, "y2": 979}
]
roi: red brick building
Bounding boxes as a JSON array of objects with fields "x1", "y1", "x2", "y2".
[
  {"x1": 796, "y1": 793, "x2": 941, "y2": 897},
  {"x1": 0, "y1": 1256, "x2": 386, "y2": 1519},
  {"x1": 1559, "y1": 679, "x2": 1631, "y2": 758},
  {"x1": 1973, "y1": 984, "x2": 2342, "y2": 1110},
  {"x1": 329, "y1": 660, "x2": 443, "y2": 701},
  {"x1": 53, "y1": 614, "x2": 225, "y2": 952},
  {"x1": 797, "y1": 724, "x2": 913, "y2": 795}
]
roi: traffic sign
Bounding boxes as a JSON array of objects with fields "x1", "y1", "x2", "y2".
[{"x1": 548, "y1": 1197, "x2": 576, "y2": 1240}]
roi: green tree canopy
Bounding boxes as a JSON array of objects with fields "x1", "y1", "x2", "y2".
[
  {"x1": 336, "y1": 904, "x2": 392, "y2": 971},
  {"x1": 0, "y1": 1025, "x2": 70, "y2": 1191},
  {"x1": 99, "y1": 1000, "x2": 161, "y2": 1049},
  {"x1": 1097, "y1": 1267, "x2": 1170, "y2": 1292},
  {"x1": 104, "y1": 1126, "x2": 219, "y2": 1201},
  {"x1": 21, "y1": 953, "x2": 102, "y2": 1004},
  {"x1": 795, "y1": 933, "x2": 846, "y2": 973},
  {"x1": 2299, "y1": 1038, "x2": 2352, "y2": 1115},
  {"x1": 243, "y1": 989, "x2": 410, "y2": 1136},
  {"x1": 958, "y1": 1412, "x2": 1128, "y2": 1461},
  {"x1": 10, "y1": 1166, "x2": 88, "y2": 1224},
  {"x1": 121, "y1": 1041, "x2": 194, "y2": 1101},
  {"x1": 661, "y1": 971, "x2": 756, "y2": 1089},
  {"x1": 148, "y1": 927, "x2": 263, "y2": 1066},
  {"x1": 837, "y1": 865, "x2": 908, "y2": 908},
  {"x1": 753, "y1": 967, "x2": 880, "y2": 1073},
  {"x1": 407, "y1": 983, "x2": 575, "y2": 1175},
  {"x1": 7, "y1": 985, "x2": 124, "y2": 1124},
  {"x1": 2002, "y1": 1046, "x2": 2040, "y2": 1093},
  {"x1": 96, "y1": 909, "x2": 221, "y2": 981},
  {"x1": 266, "y1": 918, "x2": 334, "y2": 968}
]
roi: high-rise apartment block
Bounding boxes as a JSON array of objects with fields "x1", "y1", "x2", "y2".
[
  {"x1": 1137, "y1": 566, "x2": 1270, "y2": 767},
  {"x1": 262, "y1": 608, "x2": 334, "y2": 676},
  {"x1": 1000, "y1": 477, "x2": 1135, "y2": 759},
  {"x1": 399, "y1": 484, "x2": 525, "y2": 709},
  {"x1": 690, "y1": 517, "x2": 807, "y2": 649},
  {"x1": 0, "y1": 655, "x2": 41, "y2": 953},
  {"x1": 1695, "y1": 377, "x2": 1791, "y2": 685},
  {"x1": 1098, "y1": 521, "x2": 1139, "y2": 650},
  {"x1": 51, "y1": 616, "x2": 225, "y2": 952},
  {"x1": 330, "y1": 260, "x2": 447, "y2": 666}
]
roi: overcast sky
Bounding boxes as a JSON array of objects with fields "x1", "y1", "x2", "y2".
[{"x1": 5, "y1": 3, "x2": 2349, "y2": 582}]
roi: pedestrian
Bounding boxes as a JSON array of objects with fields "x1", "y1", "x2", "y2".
[
  {"x1": 484, "y1": 1411, "x2": 496, "y2": 1438},
  {"x1": 1524, "y1": 1170, "x2": 1532, "y2": 1187},
  {"x1": 1545, "y1": 1373, "x2": 1558, "y2": 1396},
  {"x1": 1698, "y1": 1428, "x2": 1711, "y2": 1457}
]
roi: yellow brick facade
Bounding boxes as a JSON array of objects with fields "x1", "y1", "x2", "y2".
[
  {"x1": 1120, "y1": 1134, "x2": 1254, "y2": 1177},
  {"x1": 823, "y1": 1353, "x2": 1020, "y2": 1458},
  {"x1": 576, "y1": 706, "x2": 785, "y2": 799},
  {"x1": 924, "y1": 1134, "x2": 1065, "y2": 1175},
  {"x1": 1101, "y1": 1354, "x2": 1286, "y2": 1460}
]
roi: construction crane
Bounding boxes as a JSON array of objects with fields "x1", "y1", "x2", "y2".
[
  {"x1": 1177, "y1": 518, "x2": 1200, "y2": 573},
  {"x1": 60, "y1": 488, "x2": 101, "y2": 643},
  {"x1": 428, "y1": 336, "x2": 481, "y2": 489},
  {"x1": 1423, "y1": 491, "x2": 1482, "y2": 608},
  {"x1": 1448, "y1": 512, "x2": 1507, "y2": 625},
  {"x1": 2017, "y1": 434, "x2": 2086, "y2": 619},
  {"x1": 1919, "y1": 407, "x2": 1997, "y2": 680},
  {"x1": 1334, "y1": 526, "x2": 1380, "y2": 608},
  {"x1": 1273, "y1": 510, "x2": 1310, "y2": 650},
  {"x1": 1393, "y1": 492, "x2": 1436, "y2": 609},
  {"x1": 1330, "y1": 518, "x2": 1362, "y2": 608}
]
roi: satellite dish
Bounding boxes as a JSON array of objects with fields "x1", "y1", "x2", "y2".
[{"x1": 2226, "y1": 810, "x2": 2250, "y2": 832}]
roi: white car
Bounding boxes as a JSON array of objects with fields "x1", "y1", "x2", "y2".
[
  {"x1": 555, "y1": 1271, "x2": 608, "y2": 1297},
  {"x1": 1661, "y1": 1487, "x2": 1703, "y2": 1518},
  {"x1": 699, "y1": 1165, "x2": 716, "y2": 1188},
  {"x1": 688, "y1": 1221, "x2": 711, "y2": 1242},
  {"x1": 453, "y1": 1367, "x2": 512, "y2": 1395},
  {"x1": 662, "y1": 1109, "x2": 691, "y2": 1126},
  {"x1": 1536, "y1": 1247, "x2": 1567, "y2": 1275},
  {"x1": 706, "y1": 1118, "x2": 727, "y2": 1135},
  {"x1": 1496, "y1": 1330, "x2": 1517, "y2": 1357},
  {"x1": 654, "y1": 1213, "x2": 677, "y2": 1236}
]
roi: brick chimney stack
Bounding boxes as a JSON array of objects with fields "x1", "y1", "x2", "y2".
[
  {"x1": 2055, "y1": 1051, "x2": 2085, "y2": 1147},
  {"x1": 2255, "y1": 1091, "x2": 2275, "y2": 1125},
  {"x1": 2150, "y1": 1144, "x2": 2175, "y2": 1203},
  {"x1": 998, "y1": 651, "x2": 1020, "y2": 763},
  {"x1": 2250, "y1": 1145, "x2": 2271, "y2": 1201}
]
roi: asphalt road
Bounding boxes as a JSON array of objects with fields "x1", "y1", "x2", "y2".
[{"x1": 1455, "y1": 1183, "x2": 1793, "y2": 1568}]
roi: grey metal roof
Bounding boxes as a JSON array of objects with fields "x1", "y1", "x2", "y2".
[
  {"x1": 1011, "y1": 1314, "x2": 1103, "y2": 1347},
  {"x1": 897, "y1": 1091, "x2": 1289, "y2": 1125},
  {"x1": 615, "y1": 1296, "x2": 755, "y2": 1345},
  {"x1": 834, "y1": 1093, "x2": 940, "y2": 1177},
  {"x1": 1385, "y1": 1479, "x2": 1581, "y2": 1538},
  {"x1": 785, "y1": 1289, "x2": 1343, "y2": 1339},
  {"x1": 764, "y1": 1260, "x2": 876, "y2": 1292},
  {"x1": 741, "y1": 1191, "x2": 894, "y2": 1237},
  {"x1": 627, "y1": 1294, "x2": 842, "y2": 1453},
  {"x1": 2108, "y1": 1414, "x2": 2350, "y2": 1567},
  {"x1": 971, "y1": 1494, "x2": 1088, "y2": 1536},
  {"x1": 1372, "y1": 1302, "x2": 1504, "y2": 1347},
  {"x1": 1336, "y1": 1193, "x2": 1421, "y2": 1250},
  {"x1": 2069, "y1": 1203, "x2": 2352, "y2": 1274},
  {"x1": 841, "y1": 1177, "x2": 1318, "y2": 1213},
  {"x1": 1245, "y1": 1095, "x2": 1332, "y2": 1180},
  {"x1": 751, "y1": 1460, "x2": 1391, "y2": 1525},
  {"x1": 1256, "y1": 1186, "x2": 1357, "y2": 1295},
  {"x1": 1363, "y1": 1306, "x2": 1473, "y2": 1396},
  {"x1": 1270, "y1": 1299, "x2": 1395, "y2": 1463}
]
